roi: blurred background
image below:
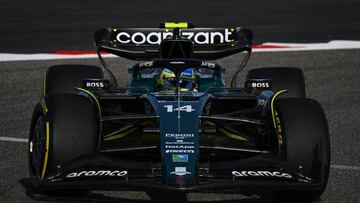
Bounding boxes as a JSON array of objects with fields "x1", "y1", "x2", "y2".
[{"x1": 0, "y1": 0, "x2": 359, "y2": 53}]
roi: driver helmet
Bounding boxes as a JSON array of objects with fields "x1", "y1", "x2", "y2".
[
  {"x1": 157, "y1": 68, "x2": 197, "y2": 91},
  {"x1": 179, "y1": 68, "x2": 197, "y2": 91}
]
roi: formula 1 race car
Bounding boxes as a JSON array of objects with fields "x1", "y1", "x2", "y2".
[{"x1": 28, "y1": 22, "x2": 330, "y2": 201}]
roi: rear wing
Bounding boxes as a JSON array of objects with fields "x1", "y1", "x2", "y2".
[{"x1": 94, "y1": 26, "x2": 253, "y2": 60}]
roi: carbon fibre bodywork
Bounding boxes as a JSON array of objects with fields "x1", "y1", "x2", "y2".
[
  {"x1": 29, "y1": 24, "x2": 327, "y2": 196},
  {"x1": 36, "y1": 66, "x2": 317, "y2": 192}
]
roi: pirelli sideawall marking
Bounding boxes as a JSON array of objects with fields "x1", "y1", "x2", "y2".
[{"x1": 270, "y1": 90, "x2": 287, "y2": 129}]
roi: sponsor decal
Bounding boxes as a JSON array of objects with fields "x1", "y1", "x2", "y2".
[
  {"x1": 164, "y1": 105, "x2": 195, "y2": 113},
  {"x1": 115, "y1": 29, "x2": 233, "y2": 45},
  {"x1": 165, "y1": 133, "x2": 194, "y2": 139},
  {"x1": 232, "y1": 170, "x2": 292, "y2": 179},
  {"x1": 245, "y1": 79, "x2": 272, "y2": 89},
  {"x1": 169, "y1": 61, "x2": 185, "y2": 64},
  {"x1": 165, "y1": 141, "x2": 194, "y2": 145},
  {"x1": 170, "y1": 167, "x2": 191, "y2": 176},
  {"x1": 85, "y1": 82, "x2": 104, "y2": 88},
  {"x1": 166, "y1": 145, "x2": 194, "y2": 149},
  {"x1": 251, "y1": 82, "x2": 270, "y2": 88},
  {"x1": 154, "y1": 93, "x2": 203, "y2": 97},
  {"x1": 166, "y1": 149, "x2": 195, "y2": 153},
  {"x1": 257, "y1": 99, "x2": 266, "y2": 106},
  {"x1": 139, "y1": 61, "x2": 153, "y2": 67},
  {"x1": 66, "y1": 170, "x2": 128, "y2": 178},
  {"x1": 172, "y1": 154, "x2": 189, "y2": 162},
  {"x1": 201, "y1": 61, "x2": 216, "y2": 68},
  {"x1": 165, "y1": 133, "x2": 195, "y2": 153},
  {"x1": 83, "y1": 80, "x2": 109, "y2": 88},
  {"x1": 297, "y1": 173, "x2": 312, "y2": 183}
]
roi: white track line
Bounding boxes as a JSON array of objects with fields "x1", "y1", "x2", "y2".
[
  {"x1": 0, "y1": 136, "x2": 28, "y2": 143},
  {"x1": 331, "y1": 165, "x2": 360, "y2": 171},
  {"x1": 1, "y1": 136, "x2": 359, "y2": 171},
  {"x1": 0, "y1": 40, "x2": 360, "y2": 62},
  {"x1": 254, "y1": 40, "x2": 360, "y2": 52},
  {"x1": 0, "y1": 53, "x2": 114, "y2": 62}
]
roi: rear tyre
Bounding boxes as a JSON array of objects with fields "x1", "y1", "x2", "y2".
[
  {"x1": 45, "y1": 65, "x2": 104, "y2": 95},
  {"x1": 245, "y1": 67, "x2": 305, "y2": 98},
  {"x1": 274, "y1": 98, "x2": 330, "y2": 200},
  {"x1": 29, "y1": 94, "x2": 100, "y2": 182}
]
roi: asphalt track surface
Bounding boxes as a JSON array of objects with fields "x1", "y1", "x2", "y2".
[
  {"x1": 1, "y1": 0, "x2": 360, "y2": 53},
  {"x1": 0, "y1": 49, "x2": 360, "y2": 202},
  {"x1": 1, "y1": 0, "x2": 360, "y2": 202}
]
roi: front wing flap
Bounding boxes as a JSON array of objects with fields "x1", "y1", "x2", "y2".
[{"x1": 36, "y1": 153, "x2": 317, "y2": 194}]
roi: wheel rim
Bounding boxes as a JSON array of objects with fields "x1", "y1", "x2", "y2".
[{"x1": 29, "y1": 116, "x2": 46, "y2": 180}]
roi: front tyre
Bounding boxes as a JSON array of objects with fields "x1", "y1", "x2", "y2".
[
  {"x1": 29, "y1": 94, "x2": 100, "y2": 182},
  {"x1": 45, "y1": 65, "x2": 104, "y2": 95},
  {"x1": 246, "y1": 67, "x2": 305, "y2": 98},
  {"x1": 275, "y1": 98, "x2": 330, "y2": 200}
]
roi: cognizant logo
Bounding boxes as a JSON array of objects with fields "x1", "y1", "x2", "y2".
[{"x1": 116, "y1": 29, "x2": 234, "y2": 45}]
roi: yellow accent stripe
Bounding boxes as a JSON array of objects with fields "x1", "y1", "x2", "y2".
[
  {"x1": 271, "y1": 90, "x2": 288, "y2": 129},
  {"x1": 203, "y1": 121, "x2": 215, "y2": 126},
  {"x1": 41, "y1": 121, "x2": 50, "y2": 180},
  {"x1": 76, "y1": 88, "x2": 101, "y2": 114},
  {"x1": 164, "y1": 22, "x2": 188, "y2": 28},
  {"x1": 40, "y1": 100, "x2": 48, "y2": 113},
  {"x1": 203, "y1": 121, "x2": 248, "y2": 141},
  {"x1": 219, "y1": 128, "x2": 248, "y2": 141},
  {"x1": 43, "y1": 73, "x2": 46, "y2": 96},
  {"x1": 104, "y1": 128, "x2": 136, "y2": 141}
]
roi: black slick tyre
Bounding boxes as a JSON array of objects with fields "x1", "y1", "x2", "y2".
[
  {"x1": 246, "y1": 67, "x2": 305, "y2": 98},
  {"x1": 29, "y1": 94, "x2": 100, "y2": 182},
  {"x1": 274, "y1": 98, "x2": 330, "y2": 200},
  {"x1": 45, "y1": 65, "x2": 104, "y2": 95}
]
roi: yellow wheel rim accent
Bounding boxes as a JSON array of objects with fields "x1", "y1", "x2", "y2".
[{"x1": 40, "y1": 121, "x2": 50, "y2": 180}]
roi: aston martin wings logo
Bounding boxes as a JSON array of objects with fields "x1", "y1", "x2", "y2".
[{"x1": 170, "y1": 167, "x2": 191, "y2": 176}]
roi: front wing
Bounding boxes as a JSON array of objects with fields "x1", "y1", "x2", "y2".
[{"x1": 32, "y1": 153, "x2": 322, "y2": 195}]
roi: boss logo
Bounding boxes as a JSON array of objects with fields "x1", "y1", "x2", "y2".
[
  {"x1": 86, "y1": 82, "x2": 104, "y2": 88},
  {"x1": 83, "y1": 80, "x2": 109, "y2": 88},
  {"x1": 246, "y1": 79, "x2": 272, "y2": 89},
  {"x1": 251, "y1": 82, "x2": 270, "y2": 88}
]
